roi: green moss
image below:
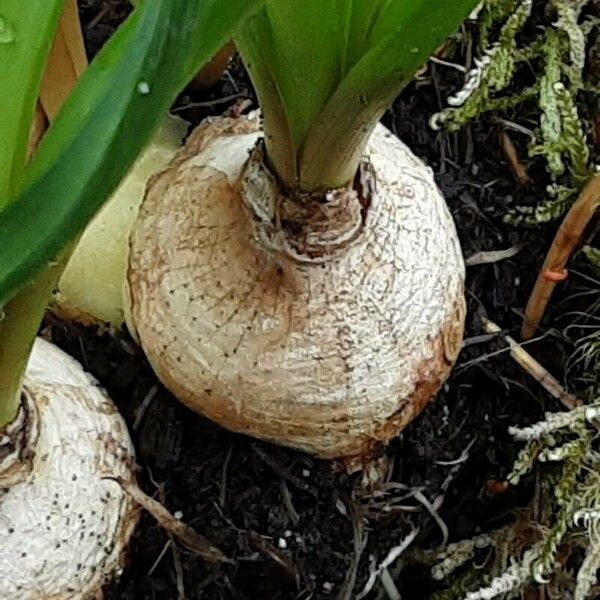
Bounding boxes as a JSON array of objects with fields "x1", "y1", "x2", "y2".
[
  {"x1": 421, "y1": 401, "x2": 600, "y2": 599},
  {"x1": 432, "y1": 0, "x2": 599, "y2": 225}
]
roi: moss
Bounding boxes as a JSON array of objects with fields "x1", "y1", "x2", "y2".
[
  {"x1": 432, "y1": 0, "x2": 599, "y2": 225},
  {"x1": 422, "y1": 401, "x2": 600, "y2": 599}
]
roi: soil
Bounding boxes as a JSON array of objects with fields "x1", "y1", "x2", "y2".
[{"x1": 44, "y1": 3, "x2": 596, "y2": 598}]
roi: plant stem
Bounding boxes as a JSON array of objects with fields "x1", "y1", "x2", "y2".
[
  {"x1": 0, "y1": 0, "x2": 85, "y2": 428},
  {"x1": 235, "y1": 1, "x2": 478, "y2": 192},
  {"x1": 0, "y1": 258, "x2": 66, "y2": 426},
  {"x1": 521, "y1": 174, "x2": 600, "y2": 340}
]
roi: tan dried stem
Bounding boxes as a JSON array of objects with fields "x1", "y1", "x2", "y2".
[
  {"x1": 39, "y1": 0, "x2": 87, "y2": 120},
  {"x1": 484, "y1": 318, "x2": 579, "y2": 410},
  {"x1": 500, "y1": 131, "x2": 530, "y2": 187},
  {"x1": 188, "y1": 42, "x2": 236, "y2": 91},
  {"x1": 27, "y1": 0, "x2": 87, "y2": 153},
  {"x1": 521, "y1": 174, "x2": 600, "y2": 340}
]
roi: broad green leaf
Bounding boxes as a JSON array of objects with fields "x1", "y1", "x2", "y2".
[
  {"x1": 300, "y1": 0, "x2": 478, "y2": 189},
  {"x1": 236, "y1": 1, "x2": 344, "y2": 186},
  {"x1": 339, "y1": 1, "x2": 389, "y2": 70},
  {"x1": 0, "y1": 0, "x2": 65, "y2": 204},
  {"x1": 0, "y1": 0, "x2": 263, "y2": 305},
  {"x1": 236, "y1": 0, "x2": 479, "y2": 190}
]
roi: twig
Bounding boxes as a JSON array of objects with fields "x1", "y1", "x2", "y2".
[
  {"x1": 114, "y1": 477, "x2": 231, "y2": 563},
  {"x1": 172, "y1": 93, "x2": 243, "y2": 113},
  {"x1": 522, "y1": 174, "x2": 600, "y2": 340},
  {"x1": 492, "y1": 117, "x2": 535, "y2": 137},
  {"x1": 279, "y1": 479, "x2": 300, "y2": 525},
  {"x1": 86, "y1": 3, "x2": 111, "y2": 31},
  {"x1": 457, "y1": 330, "x2": 551, "y2": 372},
  {"x1": 500, "y1": 131, "x2": 530, "y2": 187},
  {"x1": 484, "y1": 319, "x2": 580, "y2": 410},
  {"x1": 158, "y1": 486, "x2": 186, "y2": 600},
  {"x1": 146, "y1": 540, "x2": 172, "y2": 578},
  {"x1": 172, "y1": 542, "x2": 186, "y2": 600},
  {"x1": 248, "y1": 531, "x2": 298, "y2": 584}
]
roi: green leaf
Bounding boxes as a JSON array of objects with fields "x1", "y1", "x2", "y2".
[
  {"x1": 235, "y1": 12, "x2": 298, "y2": 186},
  {"x1": 236, "y1": 0, "x2": 479, "y2": 190},
  {"x1": 0, "y1": 0, "x2": 263, "y2": 305},
  {"x1": 0, "y1": 0, "x2": 65, "y2": 204},
  {"x1": 300, "y1": 0, "x2": 479, "y2": 189},
  {"x1": 236, "y1": 1, "x2": 346, "y2": 187}
]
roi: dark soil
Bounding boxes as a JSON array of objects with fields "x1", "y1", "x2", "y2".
[{"x1": 46, "y1": 3, "x2": 594, "y2": 598}]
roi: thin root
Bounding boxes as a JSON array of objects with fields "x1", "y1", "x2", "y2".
[{"x1": 115, "y1": 477, "x2": 231, "y2": 564}]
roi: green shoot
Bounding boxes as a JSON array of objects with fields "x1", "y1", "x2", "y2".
[
  {"x1": 235, "y1": 0, "x2": 479, "y2": 191},
  {"x1": 0, "y1": 259, "x2": 68, "y2": 424}
]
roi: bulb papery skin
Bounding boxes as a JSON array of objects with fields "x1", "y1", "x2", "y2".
[
  {"x1": 127, "y1": 114, "x2": 466, "y2": 462},
  {"x1": 0, "y1": 338, "x2": 137, "y2": 599}
]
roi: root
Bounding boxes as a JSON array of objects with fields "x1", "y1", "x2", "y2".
[
  {"x1": 522, "y1": 174, "x2": 600, "y2": 340},
  {"x1": 114, "y1": 477, "x2": 231, "y2": 564},
  {"x1": 356, "y1": 528, "x2": 420, "y2": 599}
]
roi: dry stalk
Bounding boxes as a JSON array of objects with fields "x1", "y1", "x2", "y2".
[
  {"x1": 484, "y1": 318, "x2": 579, "y2": 410},
  {"x1": 28, "y1": 0, "x2": 87, "y2": 154},
  {"x1": 27, "y1": 102, "x2": 48, "y2": 159},
  {"x1": 39, "y1": 0, "x2": 87, "y2": 120},
  {"x1": 188, "y1": 42, "x2": 236, "y2": 91},
  {"x1": 500, "y1": 131, "x2": 530, "y2": 187},
  {"x1": 522, "y1": 174, "x2": 600, "y2": 340}
]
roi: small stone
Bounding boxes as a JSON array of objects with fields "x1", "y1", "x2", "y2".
[{"x1": 277, "y1": 538, "x2": 287, "y2": 549}]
